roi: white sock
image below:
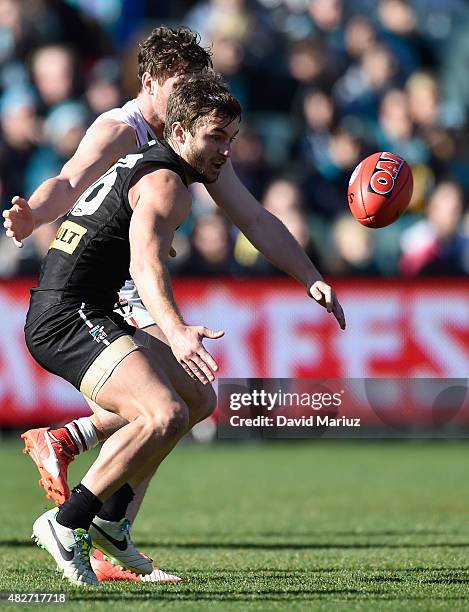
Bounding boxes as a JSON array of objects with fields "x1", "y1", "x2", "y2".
[{"x1": 65, "y1": 417, "x2": 99, "y2": 453}]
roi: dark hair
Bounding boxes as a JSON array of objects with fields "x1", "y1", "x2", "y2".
[
  {"x1": 164, "y1": 74, "x2": 241, "y2": 139},
  {"x1": 138, "y1": 26, "x2": 212, "y2": 85}
]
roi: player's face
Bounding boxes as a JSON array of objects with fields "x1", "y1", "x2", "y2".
[{"x1": 184, "y1": 115, "x2": 240, "y2": 183}]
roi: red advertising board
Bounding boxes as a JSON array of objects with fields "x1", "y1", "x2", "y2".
[{"x1": 0, "y1": 278, "x2": 467, "y2": 426}]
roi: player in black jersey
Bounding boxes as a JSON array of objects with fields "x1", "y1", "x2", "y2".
[
  {"x1": 14, "y1": 27, "x2": 216, "y2": 583},
  {"x1": 25, "y1": 138, "x2": 191, "y2": 394},
  {"x1": 27, "y1": 75, "x2": 243, "y2": 585},
  {"x1": 27, "y1": 74, "x2": 345, "y2": 585}
]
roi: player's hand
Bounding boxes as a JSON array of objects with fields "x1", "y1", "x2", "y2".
[
  {"x1": 2, "y1": 196, "x2": 34, "y2": 247},
  {"x1": 309, "y1": 280, "x2": 346, "y2": 330},
  {"x1": 169, "y1": 325, "x2": 225, "y2": 384}
]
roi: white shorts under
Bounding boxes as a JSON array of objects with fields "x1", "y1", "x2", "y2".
[{"x1": 113, "y1": 279, "x2": 155, "y2": 330}]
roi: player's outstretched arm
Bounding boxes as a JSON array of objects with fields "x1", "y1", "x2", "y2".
[
  {"x1": 2, "y1": 119, "x2": 136, "y2": 247},
  {"x1": 129, "y1": 169, "x2": 225, "y2": 384},
  {"x1": 207, "y1": 161, "x2": 346, "y2": 330}
]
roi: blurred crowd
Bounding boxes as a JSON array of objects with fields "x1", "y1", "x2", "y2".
[{"x1": 0, "y1": 0, "x2": 468, "y2": 279}]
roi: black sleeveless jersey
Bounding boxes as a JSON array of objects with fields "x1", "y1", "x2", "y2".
[{"x1": 33, "y1": 139, "x2": 189, "y2": 309}]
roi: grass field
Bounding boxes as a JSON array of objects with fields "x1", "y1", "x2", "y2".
[{"x1": 0, "y1": 438, "x2": 468, "y2": 610}]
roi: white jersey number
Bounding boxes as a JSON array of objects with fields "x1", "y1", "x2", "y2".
[{"x1": 70, "y1": 153, "x2": 143, "y2": 217}]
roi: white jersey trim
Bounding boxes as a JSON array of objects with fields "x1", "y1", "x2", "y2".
[{"x1": 97, "y1": 99, "x2": 157, "y2": 148}]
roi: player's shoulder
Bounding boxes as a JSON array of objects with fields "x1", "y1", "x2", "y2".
[
  {"x1": 136, "y1": 164, "x2": 187, "y2": 194},
  {"x1": 87, "y1": 99, "x2": 138, "y2": 141},
  {"x1": 78, "y1": 115, "x2": 136, "y2": 160},
  {"x1": 129, "y1": 166, "x2": 190, "y2": 218},
  {"x1": 94, "y1": 99, "x2": 138, "y2": 127},
  {"x1": 88, "y1": 115, "x2": 135, "y2": 139}
]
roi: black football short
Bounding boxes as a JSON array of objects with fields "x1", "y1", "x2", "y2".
[{"x1": 25, "y1": 292, "x2": 138, "y2": 398}]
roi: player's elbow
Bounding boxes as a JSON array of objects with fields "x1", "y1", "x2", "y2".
[
  {"x1": 129, "y1": 259, "x2": 145, "y2": 285},
  {"x1": 55, "y1": 172, "x2": 81, "y2": 201}
]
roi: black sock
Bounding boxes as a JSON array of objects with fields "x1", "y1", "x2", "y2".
[
  {"x1": 97, "y1": 484, "x2": 135, "y2": 522},
  {"x1": 57, "y1": 484, "x2": 103, "y2": 531}
]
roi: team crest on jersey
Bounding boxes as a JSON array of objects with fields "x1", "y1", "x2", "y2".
[
  {"x1": 367, "y1": 152, "x2": 403, "y2": 198},
  {"x1": 50, "y1": 221, "x2": 87, "y2": 254}
]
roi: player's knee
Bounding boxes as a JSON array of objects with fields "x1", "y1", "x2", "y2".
[{"x1": 150, "y1": 400, "x2": 190, "y2": 440}]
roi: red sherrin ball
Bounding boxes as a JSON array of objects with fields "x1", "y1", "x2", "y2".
[{"x1": 347, "y1": 152, "x2": 413, "y2": 228}]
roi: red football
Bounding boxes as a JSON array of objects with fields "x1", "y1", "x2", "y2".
[{"x1": 347, "y1": 152, "x2": 413, "y2": 228}]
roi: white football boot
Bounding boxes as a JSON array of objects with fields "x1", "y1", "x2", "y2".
[
  {"x1": 32, "y1": 508, "x2": 99, "y2": 586},
  {"x1": 140, "y1": 567, "x2": 183, "y2": 582},
  {"x1": 89, "y1": 517, "x2": 153, "y2": 575}
]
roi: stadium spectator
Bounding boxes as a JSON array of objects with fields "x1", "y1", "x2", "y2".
[
  {"x1": 23, "y1": 101, "x2": 89, "y2": 265},
  {"x1": 374, "y1": 88, "x2": 428, "y2": 164},
  {"x1": 0, "y1": 0, "x2": 22, "y2": 67},
  {"x1": 231, "y1": 125, "x2": 271, "y2": 200},
  {"x1": 344, "y1": 15, "x2": 377, "y2": 63},
  {"x1": 301, "y1": 125, "x2": 363, "y2": 220},
  {"x1": 0, "y1": 86, "x2": 38, "y2": 212},
  {"x1": 404, "y1": 71, "x2": 459, "y2": 180},
  {"x1": 327, "y1": 215, "x2": 381, "y2": 276},
  {"x1": 0, "y1": 85, "x2": 44, "y2": 276},
  {"x1": 306, "y1": 0, "x2": 346, "y2": 66},
  {"x1": 235, "y1": 178, "x2": 320, "y2": 273},
  {"x1": 30, "y1": 45, "x2": 80, "y2": 114},
  {"x1": 84, "y1": 58, "x2": 123, "y2": 118},
  {"x1": 400, "y1": 181, "x2": 469, "y2": 276},
  {"x1": 25, "y1": 101, "x2": 88, "y2": 200},
  {"x1": 334, "y1": 42, "x2": 399, "y2": 119},
  {"x1": 302, "y1": 88, "x2": 336, "y2": 135},
  {"x1": 185, "y1": 0, "x2": 254, "y2": 47},
  {"x1": 211, "y1": 34, "x2": 248, "y2": 108},
  {"x1": 287, "y1": 37, "x2": 336, "y2": 96},
  {"x1": 180, "y1": 212, "x2": 239, "y2": 276},
  {"x1": 296, "y1": 88, "x2": 337, "y2": 174},
  {"x1": 377, "y1": 0, "x2": 434, "y2": 77},
  {"x1": 20, "y1": 0, "x2": 112, "y2": 62},
  {"x1": 406, "y1": 72, "x2": 440, "y2": 130}
]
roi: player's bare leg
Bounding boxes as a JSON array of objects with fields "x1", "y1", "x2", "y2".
[
  {"x1": 74, "y1": 325, "x2": 215, "y2": 522},
  {"x1": 27, "y1": 325, "x2": 215, "y2": 581},
  {"x1": 48, "y1": 346, "x2": 191, "y2": 576},
  {"x1": 135, "y1": 325, "x2": 217, "y2": 429},
  {"x1": 80, "y1": 354, "x2": 188, "y2": 496},
  {"x1": 24, "y1": 320, "x2": 215, "y2": 505},
  {"x1": 89, "y1": 407, "x2": 125, "y2": 441},
  {"x1": 87, "y1": 400, "x2": 182, "y2": 583},
  {"x1": 122, "y1": 326, "x2": 216, "y2": 513},
  {"x1": 124, "y1": 474, "x2": 152, "y2": 523},
  {"x1": 118, "y1": 325, "x2": 217, "y2": 505},
  {"x1": 85, "y1": 332, "x2": 214, "y2": 580},
  {"x1": 33, "y1": 345, "x2": 188, "y2": 581}
]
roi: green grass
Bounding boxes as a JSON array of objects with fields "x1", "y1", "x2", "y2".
[{"x1": 0, "y1": 439, "x2": 469, "y2": 610}]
